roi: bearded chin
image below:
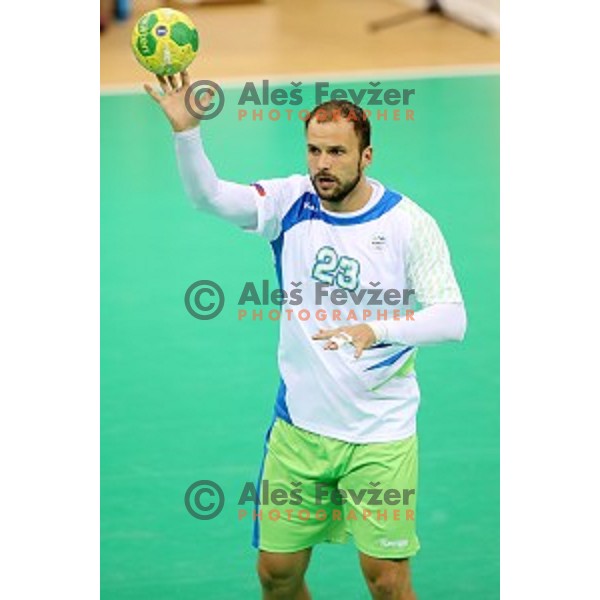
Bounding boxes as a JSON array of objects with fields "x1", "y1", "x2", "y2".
[{"x1": 313, "y1": 167, "x2": 363, "y2": 203}]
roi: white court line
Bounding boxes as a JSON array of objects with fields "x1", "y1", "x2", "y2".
[{"x1": 100, "y1": 63, "x2": 499, "y2": 96}]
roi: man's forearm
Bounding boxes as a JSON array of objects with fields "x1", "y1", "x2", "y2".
[
  {"x1": 369, "y1": 303, "x2": 467, "y2": 346},
  {"x1": 174, "y1": 127, "x2": 259, "y2": 229}
]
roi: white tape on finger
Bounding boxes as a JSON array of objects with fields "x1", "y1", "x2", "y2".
[{"x1": 331, "y1": 332, "x2": 353, "y2": 347}]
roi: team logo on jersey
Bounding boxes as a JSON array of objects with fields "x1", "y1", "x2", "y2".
[
  {"x1": 370, "y1": 232, "x2": 387, "y2": 252},
  {"x1": 303, "y1": 200, "x2": 318, "y2": 212}
]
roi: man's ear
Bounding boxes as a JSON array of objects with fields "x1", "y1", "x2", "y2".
[{"x1": 362, "y1": 146, "x2": 373, "y2": 168}]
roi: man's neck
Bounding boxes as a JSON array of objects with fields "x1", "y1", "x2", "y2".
[{"x1": 321, "y1": 177, "x2": 373, "y2": 213}]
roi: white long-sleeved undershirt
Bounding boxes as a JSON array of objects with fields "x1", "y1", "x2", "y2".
[
  {"x1": 174, "y1": 127, "x2": 467, "y2": 347},
  {"x1": 368, "y1": 303, "x2": 466, "y2": 346},
  {"x1": 174, "y1": 127, "x2": 259, "y2": 229}
]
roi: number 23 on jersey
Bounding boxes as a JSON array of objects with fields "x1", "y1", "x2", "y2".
[{"x1": 311, "y1": 246, "x2": 361, "y2": 291}]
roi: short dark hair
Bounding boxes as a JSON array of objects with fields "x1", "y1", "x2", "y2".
[{"x1": 305, "y1": 100, "x2": 371, "y2": 153}]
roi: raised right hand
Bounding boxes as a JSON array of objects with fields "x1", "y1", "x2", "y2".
[{"x1": 144, "y1": 69, "x2": 213, "y2": 133}]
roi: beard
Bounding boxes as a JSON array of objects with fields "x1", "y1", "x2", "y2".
[{"x1": 311, "y1": 162, "x2": 362, "y2": 203}]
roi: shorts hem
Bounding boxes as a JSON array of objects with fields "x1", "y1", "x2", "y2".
[
  {"x1": 354, "y1": 541, "x2": 420, "y2": 560},
  {"x1": 256, "y1": 542, "x2": 315, "y2": 554}
]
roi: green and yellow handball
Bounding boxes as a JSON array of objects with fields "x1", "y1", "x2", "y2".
[{"x1": 131, "y1": 8, "x2": 199, "y2": 76}]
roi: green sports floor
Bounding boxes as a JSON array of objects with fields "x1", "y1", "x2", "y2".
[{"x1": 101, "y1": 73, "x2": 499, "y2": 599}]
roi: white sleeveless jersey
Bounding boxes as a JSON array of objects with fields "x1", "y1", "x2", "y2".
[{"x1": 247, "y1": 175, "x2": 462, "y2": 443}]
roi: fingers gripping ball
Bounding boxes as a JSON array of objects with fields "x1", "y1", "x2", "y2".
[{"x1": 131, "y1": 8, "x2": 199, "y2": 76}]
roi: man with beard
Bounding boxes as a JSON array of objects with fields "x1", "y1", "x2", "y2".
[{"x1": 145, "y1": 72, "x2": 467, "y2": 600}]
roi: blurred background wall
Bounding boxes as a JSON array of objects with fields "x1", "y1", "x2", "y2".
[{"x1": 100, "y1": 0, "x2": 499, "y2": 88}]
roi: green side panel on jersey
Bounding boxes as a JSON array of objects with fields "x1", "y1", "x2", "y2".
[
  {"x1": 396, "y1": 351, "x2": 417, "y2": 378},
  {"x1": 368, "y1": 350, "x2": 418, "y2": 392}
]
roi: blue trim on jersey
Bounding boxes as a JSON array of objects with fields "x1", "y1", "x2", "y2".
[
  {"x1": 271, "y1": 235, "x2": 284, "y2": 291},
  {"x1": 280, "y1": 188, "x2": 403, "y2": 235},
  {"x1": 364, "y1": 346, "x2": 414, "y2": 371},
  {"x1": 369, "y1": 342, "x2": 393, "y2": 350},
  {"x1": 273, "y1": 379, "x2": 292, "y2": 423},
  {"x1": 279, "y1": 192, "x2": 317, "y2": 235}
]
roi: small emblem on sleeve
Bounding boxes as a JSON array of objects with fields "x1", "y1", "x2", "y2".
[{"x1": 251, "y1": 183, "x2": 266, "y2": 197}]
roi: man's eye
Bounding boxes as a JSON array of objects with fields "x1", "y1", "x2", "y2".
[{"x1": 331, "y1": 149, "x2": 344, "y2": 155}]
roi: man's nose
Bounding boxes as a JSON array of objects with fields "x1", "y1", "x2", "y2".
[{"x1": 318, "y1": 153, "x2": 333, "y2": 171}]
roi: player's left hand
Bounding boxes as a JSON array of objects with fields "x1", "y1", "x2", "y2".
[{"x1": 312, "y1": 324, "x2": 377, "y2": 359}]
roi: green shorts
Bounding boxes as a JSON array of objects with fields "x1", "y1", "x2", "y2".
[{"x1": 252, "y1": 419, "x2": 419, "y2": 559}]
